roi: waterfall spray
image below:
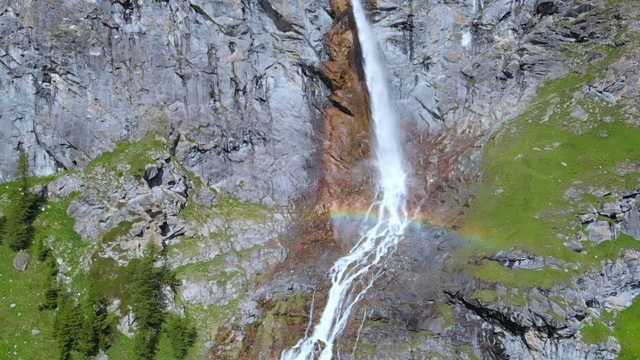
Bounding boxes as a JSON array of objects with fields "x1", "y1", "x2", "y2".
[{"x1": 281, "y1": 1, "x2": 409, "y2": 358}]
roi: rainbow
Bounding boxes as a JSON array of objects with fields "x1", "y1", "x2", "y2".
[{"x1": 328, "y1": 206, "x2": 496, "y2": 250}]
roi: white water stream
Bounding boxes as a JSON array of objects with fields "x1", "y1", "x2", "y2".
[{"x1": 281, "y1": 0, "x2": 409, "y2": 359}]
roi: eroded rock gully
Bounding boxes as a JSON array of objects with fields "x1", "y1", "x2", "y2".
[{"x1": 317, "y1": 0, "x2": 374, "y2": 211}]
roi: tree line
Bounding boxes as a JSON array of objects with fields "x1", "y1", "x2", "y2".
[
  {"x1": 42, "y1": 247, "x2": 197, "y2": 360},
  {"x1": 1, "y1": 151, "x2": 197, "y2": 359}
]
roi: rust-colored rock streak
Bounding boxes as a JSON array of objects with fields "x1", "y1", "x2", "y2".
[{"x1": 317, "y1": 1, "x2": 374, "y2": 212}]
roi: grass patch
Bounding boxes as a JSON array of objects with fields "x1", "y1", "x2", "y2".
[
  {"x1": 215, "y1": 195, "x2": 270, "y2": 221},
  {"x1": 461, "y1": 36, "x2": 640, "y2": 288},
  {"x1": 472, "y1": 261, "x2": 564, "y2": 289},
  {"x1": 105, "y1": 330, "x2": 186, "y2": 360},
  {"x1": 438, "y1": 303, "x2": 455, "y2": 329},
  {"x1": 87, "y1": 257, "x2": 131, "y2": 306},
  {"x1": 32, "y1": 193, "x2": 86, "y2": 267},
  {"x1": 471, "y1": 289, "x2": 528, "y2": 306},
  {"x1": 0, "y1": 246, "x2": 57, "y2": 359},
  {"x1": 101, "y1": 220, "x2": 135, "y2": 243},
  {"x1": 85, "y1": 134, "x2": 166, "y2": 176},
  {"x1": 615, "y1": 297, "x2": 640, "y2": 359},
  {"x1": 581, "y1": 319, "x2": 613, "y2": 345}
]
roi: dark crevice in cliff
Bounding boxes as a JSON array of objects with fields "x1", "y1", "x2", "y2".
[
  {"x1": 446, "y1": 291, "x2": 527, "y2": 339},
  {"x1": 189, "y1": 3, "x2": 215, "y2": 23}
]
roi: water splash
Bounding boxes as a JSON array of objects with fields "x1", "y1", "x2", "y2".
[{"x1": 281, "y1": 0, "x2": 409, "y2": 358}]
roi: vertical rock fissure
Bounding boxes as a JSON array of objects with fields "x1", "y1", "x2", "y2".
[{"x1": 281, "y1": 0, "x2": 409, "y2": 358}]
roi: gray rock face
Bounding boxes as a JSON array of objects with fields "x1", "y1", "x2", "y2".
[
  {"x1": 358, "y1": 0, "x2": 574, "y2": 211},
  {"x1": 576, "y1": 193, "x2": 640, "y2": 242},
  {"x1": 3, "y1": 0, "x2": 640, "y2": 358},
  {"x1": 0, "y1": 0, "x2": 332, "y2": 207}
]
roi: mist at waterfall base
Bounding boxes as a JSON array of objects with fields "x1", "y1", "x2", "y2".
[{"x1": 281, "y1": 1, "x2": 410, "y2": 359}]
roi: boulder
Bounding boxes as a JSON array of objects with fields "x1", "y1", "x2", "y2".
[
  {"x1": 587, "y1": 221, "x2": 617, "y2": 244},
  {"x1": 621, "y1": 204, "x2": 640, "y2": 240},
  {"x1": 600, "y1": 202, "x2": 622, "y2": 218},
  {"x1": 12, "y1": 252, "x2": 30, "y2": 271}
]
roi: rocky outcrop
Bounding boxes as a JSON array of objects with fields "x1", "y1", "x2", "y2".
[
  {"x1": 64, "y1": 150, "x2": 194, "y2": 255},
  {"x1": 204, "y1": 0, "x2": 640, "y2": 358},
  {"x1": 0, "y1": 0, "x2": 332, "y2": 207}
]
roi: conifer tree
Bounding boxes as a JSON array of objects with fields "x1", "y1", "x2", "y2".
[
  {"x1": 164, "y1": 313, "x2": 197, "y2": 359},
  {"x1": 77, "y1": 290, "x2": 109, "y2": 357},
  {"x1": 4, "y1": 151, "x2": 34, "y2": 251},
  {"x1": 54, "y1": 292, "x2": 83, "y2": 360},
  {"x1": 129, "y1": 246, "x2": 170, "y2": 359},
  {"x1": 39, "y1": 255, "x2": 60, "y2": 311}
]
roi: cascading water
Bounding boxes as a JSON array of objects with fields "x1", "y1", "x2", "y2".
[{"x1": 281, "y1": 0, "x2": 409, "y2": 359}]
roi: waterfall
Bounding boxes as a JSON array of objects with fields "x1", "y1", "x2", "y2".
[{"x1": 281, "y1": 0, "x2": 409, "y2": 359}]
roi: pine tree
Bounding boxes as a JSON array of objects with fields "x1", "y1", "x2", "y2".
[
  {"x1": 129, "y1": 247, "x2": 169, "y2": 360},
  {"x1": 77, "y1": 299, "x2": 107, "y2": 356},
  {"x1": 39, "y1": 254, "x2": 60, "y2": 311},
  {"x1": 77, "y1": 287, "x2": 110, "y2": 356},
  {"x1": 54, "y1": 292, "x2": 83, "y2": 360},
  {"x1": 163, "y1": 313, "x2": 197, "y2": 359},
  {"x1": 4, "y1": 151, "x2": 34, "y2": 251}
]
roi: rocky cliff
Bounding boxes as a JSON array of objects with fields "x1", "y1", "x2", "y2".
[{"x1": 1, "y1": 0, "x2": 640, "y2": 359}]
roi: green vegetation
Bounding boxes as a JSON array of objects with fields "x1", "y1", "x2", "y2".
[
  {"x1": 462, "y1": 31, "x2": 640, "y2": 288},
  {"x1": 39, "y1": 255, "x2": 61, "y2": 311},
  {"x1": 0, "y1": 134, "x2": 231, "y2": 360},
  {"x1": 45, "y1": 247, "x2": 196, "y2": 360},
  {"x1": 85, "y1": 134, "x2": 166, "y2": 176},
  {"x1": 581, "y1": 319, "x2": 613, "y2": 345},
  {"x1": 1, "y1": 152, "x2": 44, "y2": 251},
  {"x1": 32, "y1": 192, "x2": 86, "y2": 275},
  {"x1": 53, "y1": 291, "x2": 84, "y2": 360},
  {"x1": 128, "y1": 247, "x2": 178, "y2": 360},
  {"x1": 0, "y1": 245, "x2": 57, "y2": 359},
  {"x1": 102, "y1": 220, "x2": 135, "y2": 243},
  {"x1": 438, "y1": 303, "x2": 455, "y2": 329},
  {"x1": 615, "y1": 297, "x2": 640, "y2": 358},
  {"x1": 471, "y1": 289, "x2": 527, "y2": 306},
  {"x1": 162, "y1": 313, "x2": 198, "y2": 359}
]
